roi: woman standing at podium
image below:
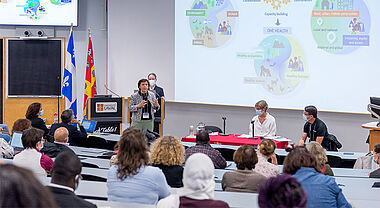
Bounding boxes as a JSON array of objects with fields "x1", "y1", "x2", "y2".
[{"x1": 129, "y1": 79, "x2": 160, "y2": 131}]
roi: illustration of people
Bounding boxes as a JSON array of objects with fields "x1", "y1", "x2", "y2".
[
  {"x1": 218, "y1": 23, "x2": 222, "y2": 32},
  {"x1": 226, "y1": 22, "x2": 232, "y2": 35},
  {"x1": 298, "y1": 56, "x2": 304, "y2": 71},
  {"x1": 321, "y1": 0, "x2": 329, "y2": 10},
  {"x1": 292, "y1": 57, "x2": 299, "y2": 69},
  {"x1": 288, "y1": 59, "x2": 293, "y2": 68},
  {"x1": 349, "y1": 18, "x2": 364, "y2": 34},
  {"x1": 221, "y1": 21, "x2": 227, "y2": 33},
  {"x1": 358, "y1": 18, "x2": 365, "y2": 32}
]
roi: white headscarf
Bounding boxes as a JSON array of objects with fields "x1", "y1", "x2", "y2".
[{"x1": 156, "y1": 153, "x2": 215, "y2": 208}]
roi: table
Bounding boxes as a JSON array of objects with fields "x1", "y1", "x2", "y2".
[
  {"x1": 89, "y1": 132, "x2": 121, "y2": 142},
  {"x1": 182, "y1": 134, "x2": 289, "y2": 149},
  {"x1": 362, "y1": 122, "x2": 380, "y2": 151},
  {"x1": 79, "y1": 157, "x2": 110, "y2": 169},
  {"x1": 69, "y1": 146, "x2": 113, "y2": 158},
  {"x1": 87, "y1": 200, "x2": 155, "y2": 208}
]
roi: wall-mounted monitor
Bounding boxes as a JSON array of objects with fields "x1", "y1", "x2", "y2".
[{"x1": 0, "y1": 0, "x2": 78, "y2": 26}]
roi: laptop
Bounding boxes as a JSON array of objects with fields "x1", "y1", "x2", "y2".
[
  {"x1": 10, "y1": 132, "x2": 24, "y2": 150},
  {"x1": 81, "y1": 120, "x2": 97, "y2": 133}
]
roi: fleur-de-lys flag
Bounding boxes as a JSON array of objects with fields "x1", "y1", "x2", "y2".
[{"x1": 83, "y1": 29, "x2": 97, "y2": 119}]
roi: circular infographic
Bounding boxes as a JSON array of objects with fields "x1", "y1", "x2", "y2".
[
  {"x1": 253, "y1": 35, "x2": 308, "y2": 95},
  {"x1": 188, "y1": 0, "x2": 238, "y2": 48},
  {"x1": 310, "y1": 0, "x2": 371, "y2": 54}
]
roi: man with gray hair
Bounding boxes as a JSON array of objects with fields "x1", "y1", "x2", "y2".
[
  {"x1": 41, "y1": 127, "x2": 74, "y2": 158},
  {"x1": 249, "y1": 100, "x2": 276, "y2": 137}
]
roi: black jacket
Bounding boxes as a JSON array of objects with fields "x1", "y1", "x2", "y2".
[
  {"x1": 40, "y1": 142, "x2": 74, "y2": 158},
  {"x1": 153, "y1": 164, "x2": 183, "y2": 188},
  {"x1": 28, "y1": 117, "x2": 49, "y2": 135},
  {"x1": 49, "y1": 123, "x2": 87, "y2": 146},
  {"x1": 48, "y1": 186, "x2": 97, "y2": 208}
]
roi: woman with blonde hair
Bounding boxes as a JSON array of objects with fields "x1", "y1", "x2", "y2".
[
  {"x1": 306, "y1": 141, "x2": 334, "y2": 176},
  {"x1": 254, "y1": 139, "x2": 280, "y2": 177},
  {"x1": 151, "y1": 136, "x2": 185, "y2": 188}
]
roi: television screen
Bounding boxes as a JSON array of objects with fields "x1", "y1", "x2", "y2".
[{"x1": 0, "y1": 0, "x2": 78, "y2": 26}]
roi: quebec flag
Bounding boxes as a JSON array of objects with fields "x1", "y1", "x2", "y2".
[{"x1": 62, "y1": 27, "x2": 77, "y2": 118}]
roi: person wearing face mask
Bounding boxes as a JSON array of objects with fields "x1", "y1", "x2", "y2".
[
  {"x1": 129, "y1": 78, "x2": 160, "y2": 131},
  {"x1": 148, "y1": 73, "x2": 165, "y2": 134},
  {"x1": 249, "y1": 100, "x2": 276, "y2": 137},
  {"x1": 298, "y1": 105, "x2": 329, "y2": 148},
  {"x1": 26, "y1": 102, "x2": 49, "y2": 137},
  {"x1": 48, "y1": 151, "x2": 97, "y2": 208},
  {"x1": 13, "y1": 128, "x2": 53, "y2": 177}
]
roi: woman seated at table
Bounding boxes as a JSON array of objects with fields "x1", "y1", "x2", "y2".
[
  {"x1": 107, "y1": 127, "x2": 170, "y2": 205},
  {"x1": 254, "y1": 139, "x2": 280, "y2": 177},
  {"x1": 13, "y1": 128, "x2": 54, "y2": 177},
  {"x1": 249, "y1": 100, "x2": 276, "y2": 137},
  {"x1": 157, "y1": 153, "x2": 230, "y2": 208},
  {"x1": 222, "y1": 145, "x2": 266, "y2": 193},
  {"x1": 151, "y1": 136, "x2": 185, "y2": 188},
  {"x1": 283, "y1": 146, "x2": 351, "y2": 208},
  {"x1": 306, "y1": 142, "x2": 334, "y2": 176}
]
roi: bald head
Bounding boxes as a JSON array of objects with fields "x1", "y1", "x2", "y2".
[{"x1": 54, "y1": 127, "x2": 69, "y2": 143}]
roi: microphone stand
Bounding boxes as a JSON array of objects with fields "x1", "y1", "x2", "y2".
[
  {"x1": 250, "y1": 120, "x2": 255, "y2": 139},
  {"x1": 220, "y1": 117, "x2": 228, "y2": 136}
]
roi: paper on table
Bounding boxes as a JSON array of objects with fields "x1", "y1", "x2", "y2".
[
  {"x1": 238, "y1": 134, "x2": 251, "y2": 138},
  {"x1": 265, "y1": 136, "x2": 292, "y2": 142},
  {"x1": 209, "y1": 132, "x2": 219, "y2": 136}
]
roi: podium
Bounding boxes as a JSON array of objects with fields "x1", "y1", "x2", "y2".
[
  {"x1": 87, "y1": 97, "x2": 124, "y2": 134},
  {"x1": 362, "y1": 122, "x2": 380, "y2": 151},
  {"x1": 127, "y1": 97, "x2": 165, "y2": 136}
]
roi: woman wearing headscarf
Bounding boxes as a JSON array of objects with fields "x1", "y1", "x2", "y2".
[{"x1": 157, "y1": 153, "x2": 230, "y2": 208}]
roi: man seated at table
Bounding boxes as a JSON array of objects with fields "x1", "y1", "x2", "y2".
[
  {"x1": 185, "y1": 130, "x2": 227, "y2": 169},
  {"x1": 49, "y1": 110, "x2": 87, "y2": 146},
  {"x1": 47, "y1": 151, "x2": 96, "y2": 208},
  {"x1": 354, "y1": 143, "x2": 380, "y2": 170},
  {"x1": 298, "y1": 105, "x2": 329, "y2": 149},
  {"x1": 41, "y1": 127, "x2": 74, "y2": 158}
]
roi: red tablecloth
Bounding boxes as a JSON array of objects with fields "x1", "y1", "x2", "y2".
[{"x1": 182, "y1": 134, "x2": 288, "y2": 149}]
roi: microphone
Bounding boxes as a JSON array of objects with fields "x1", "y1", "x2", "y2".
[
  {"x1": 250, "y1": 120, "x2": 255, "y2": 139},
  {"x1": 104, "y1": 84, "x2": 121, "y2": 97},
  {"x1": 220, "y1": 117, "x2": 228, "y2": 136}
]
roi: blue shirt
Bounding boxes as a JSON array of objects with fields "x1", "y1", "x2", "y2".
[
  {"x1": 107, "y1": 165, "x2": 171, "y2": 204},
  {"x1": 293, "y1": 167, "x2": 352, "y2": 208}
]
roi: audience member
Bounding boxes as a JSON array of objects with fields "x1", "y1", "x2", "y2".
[
  {"x1": 157, "y1": 153, "x2": 230, "y2": 208},
  {"x1": 306, "y1": 141, "x2": 334, "y2": 176},
  {"x1": 107, "y1": 128, "x2": 170, "y2": 204},
  {"x1": 283, "y1": 146, "x2": 351, "y2": 208},
  {"x1": 26, "y1": 102, "x2": 49, "y2": 136},
  {"x1": 254, "y1": 139, "x2": 280, "y2": 177},
  {"x1": 298, "y1": 105, "x2": 330, "y2": 149},
  {"x1": 148, "y1": 72, "x2": 165, "y2": 134},
  {"x1": 151, "y1": 136, "x2": 185, "y2": 188},
  {"x1": 129, "y1": 78, "x2": 160, "y2": 131},
  {"x1": 185, "y1": 130, "x2": 227, "y2": 169},
  {"x1": 0, "y1": 137, "x2": 14, "y2": 159},
  {"x1": 49, "y1": 109, "x2": 87, "y2": 146},
  {"x1": 354, "y1": 143, "x2": 380, "y2": 170},
  {"x1": 222, "y1": 145, "x2": 266, "y2": 193},
  {"x1": 0, "y1": 125, "x2": 11, "y2": 143},
  {"x1": 369, "y1": 144, "x2": 380, "y2": 178},
  {"x1": 258, "y1": 174, "x2": 307, "y2": 208},
  {"x1": 12, "y1": 118, "x2": 32, "y2": 134},
  {"x1": 41, "y1": 127, "x2": 74, "y2": 158},
  {"x1": 13, "y1": 128, "x2": 53, "y2": 177},
  {"x1": 0, "y1": 164, "x2": 58, "y2": 208},
  {"x1": 48, "y1": 151, "x2": 97, "y2": 208},
  {"x1": 249, "y1": 100, "x2": 276, "y2": 137}
]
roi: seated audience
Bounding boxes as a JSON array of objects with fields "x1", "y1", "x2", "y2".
[
  {"x1": 151, "y1": 136, "x2": 185, "y2": 188},
  {"x1": 157, "y1": 153, "x2": 230, "y2": 208},
  {"x1": 49, "y1": 109, "x2": 87, "y2": 146},
  {"x1": 0, "y1": 164, "x2": 57, "y2": 208},
  {"x1": 369, "y1": 144, "x2": 380, "y2": 178},
  {"x1": 0, "y1": 137, "x2": 13, "y2": 159},
  {"x1": 185, "y1": 130, "x2": 227, "y2": 169},
  {"x1": 306, "y1": 141, "x2": 334, "y2": 176},
  {"x1": 354, "y1": 143, "x2": 380, "y2": 170},
  {"x1": 107, "y1": 127, "x2": 170, "y2": 204},
  {"x1": 254, "y1": 139, "x2": 280, "y2": 177},
  {"x1": 48, "y1": 151, "x2": 96, "y2": 208},
  {"x1": 0, "y1": 125, "x2": 11, "y2": 143},
  {"x1": 13, "y1": 128, "x2": 53, "y2": 177},
  {"x1": 26, "y1": 102, "x2": 49, "y2": 136},
  {"x1": 12, "y1": 118, "x2": 32, "y2": 134},
  {"x1": 222, "y1": 145, "x2": 266, "y2": 193},
  {"x1": 258, "y1": 174, "x2": 307, "y2": 208},
  {"x1": 41, "y1": 127, "x2": 74, "y2": 158},
  {"x1": 298, "y1": 105, "x2": 330, "y2": 149},
  {"x1": 249, "y1": 100, "x2": 276, "y2": 137},
  {"x1": 283, "y1": 146, "x2": 351, "y2": 208}
]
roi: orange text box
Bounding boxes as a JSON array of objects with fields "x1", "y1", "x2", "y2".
[{"x1": 312, "y1": 10, "x2": 359, "y2": 17}]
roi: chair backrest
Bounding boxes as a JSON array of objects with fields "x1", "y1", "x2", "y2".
[
  {"x1": 327, "y1": 155, "x2": 342, "y2": 168},
  {"x1": 0, "y1": 124, "x2": 9, "y2": 132},
  {"x1": 205, "y1": 126, "x2": 223, "y2": 133}
]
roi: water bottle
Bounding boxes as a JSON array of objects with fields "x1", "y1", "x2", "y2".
[
  {"x1": 189, "y1": 125, "x2": 194, "y2": 136},
  {"x1": 53, "y1": 112, "x2": 58, "y2": 124}
]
